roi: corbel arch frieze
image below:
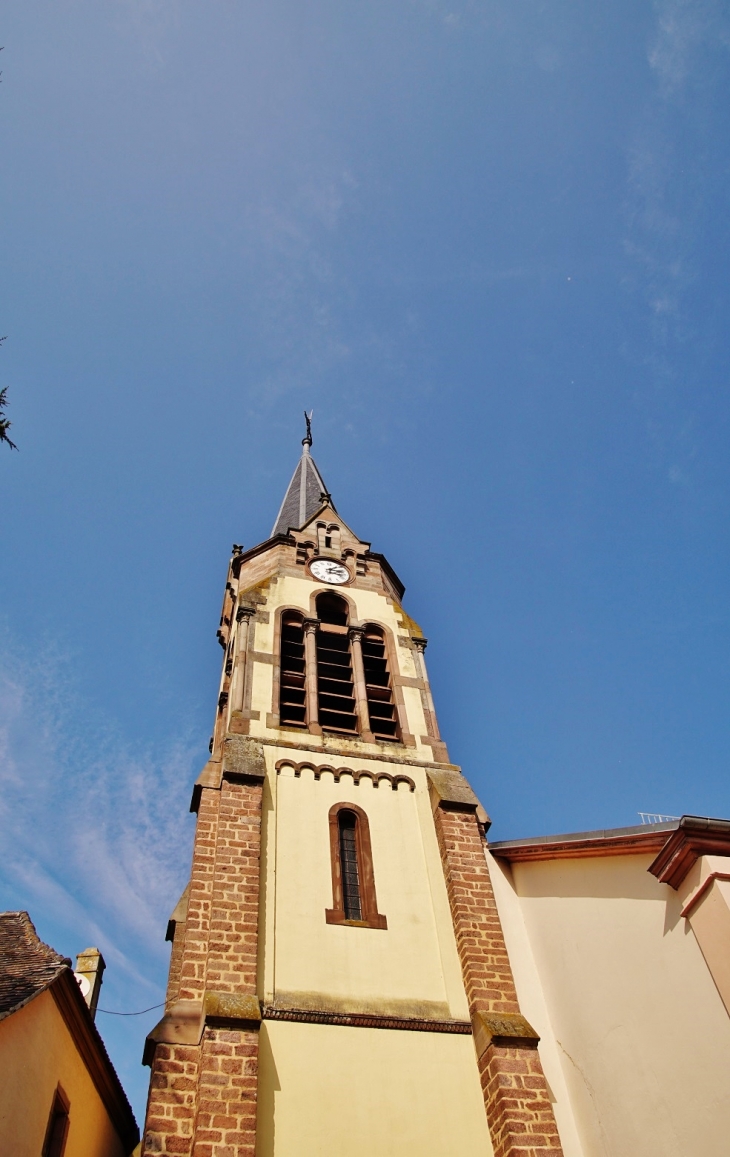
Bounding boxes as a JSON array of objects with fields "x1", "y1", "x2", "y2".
[{"x1": 275, "y1": 759, "x2": 415, "y2": 792}]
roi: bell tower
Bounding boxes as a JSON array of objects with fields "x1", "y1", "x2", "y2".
[{"x1": 141, "y1": 420, "x2": 564, "y2": 1157}]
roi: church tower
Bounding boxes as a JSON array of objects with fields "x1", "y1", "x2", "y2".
[{"x1": 141, "y1": 422, "x2": 564, "y2": 1157}]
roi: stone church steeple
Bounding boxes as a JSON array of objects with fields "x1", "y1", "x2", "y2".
[{"x1": 141, "y1": 422, "x2": 564, "y2": 1157}]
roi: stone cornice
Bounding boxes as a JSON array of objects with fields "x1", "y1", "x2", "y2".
[
  {"x1": 253, "y1": 733, "x2": 461, "y2": 772},
  {"x1": 262, "y1": 1005, "x2": 471, "y2": 1033},
  {"x1": 231, "y1": 535, "x2": 293, "y2": 577}
]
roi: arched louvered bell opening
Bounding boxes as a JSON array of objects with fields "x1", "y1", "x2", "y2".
[
  {"x1": 362, "y1": 626, "x2": 399, "y2": 740},
  {"x1": 279, "y1": 612, "x2": 306, "y2": 726},
  {"x1": 315, "y1": 593, "x2": 357, "y2": 734},
  {"x1": 316, "y1": 591, "x2": 349, "y2": 626}
]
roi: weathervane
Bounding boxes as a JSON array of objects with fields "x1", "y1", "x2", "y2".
[{"x1": 303, "y1": 409, "x2": 313, "y2": 448}]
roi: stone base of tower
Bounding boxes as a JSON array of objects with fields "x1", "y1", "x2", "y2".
[{"x1": 143, "y1": 1027, "x2": 260, "y2": 1156}]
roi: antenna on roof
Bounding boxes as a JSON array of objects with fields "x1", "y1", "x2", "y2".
[{"x1": 303, "y1": 409, "x2": 313, "y2": 448}]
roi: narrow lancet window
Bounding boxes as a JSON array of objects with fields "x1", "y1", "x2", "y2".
[
  {"x1": 338, "y1": 810, "x2": 363, "y2": 920},
  {"x1": 326, "y1": 802, "x2": 387, "y2": 929},
  {"x1": 362, "y1": 626, "x2": 398, "y2": 740},
  {"x1": 279, "y1": 612, "x2": 306, "y2": 726}
]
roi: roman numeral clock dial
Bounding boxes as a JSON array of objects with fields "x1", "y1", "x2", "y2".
[{"x1": 309, "y1": 558, "x2": 350, "y2": 584}]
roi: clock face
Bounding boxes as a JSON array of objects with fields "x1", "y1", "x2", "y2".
[{"x1": 309, "y1": 558, "x2": 351, "y2": 585}]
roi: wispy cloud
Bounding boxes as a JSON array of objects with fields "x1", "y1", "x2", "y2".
[
  {"x1": 648, "y1": 0, "x2": 730, "y2": 94},
  {"x1": 623, "y1": 0, "x2": 730, "y2": 324},
  {"x1": 0, "y1": 630, "x2": 196, "y2": 983},
  {"x1": 617, "y1": 0, "x2": 730, "y2": 486}
]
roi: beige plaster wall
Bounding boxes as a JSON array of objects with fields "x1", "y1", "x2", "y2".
[
  {"x1": 0, "y1": 989, "x2": 129, "y2": 1157},
  {"x1": 256, "y1": 1020, "x2": 493, "y2": 1157},
  {"x1": 262, "y1": 751, "x2": 469, "y2": 1019},
  {"x1": 490, "y1": 851, "x2": 730, "y2": 1157}
]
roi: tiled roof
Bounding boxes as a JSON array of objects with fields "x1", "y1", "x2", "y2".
[
  {"x1": 271, "y1": 443, "x2": 332, "y2": 537},
  {"x1": 0, "y1": 911, "x2": 71, "y2": 1020}
]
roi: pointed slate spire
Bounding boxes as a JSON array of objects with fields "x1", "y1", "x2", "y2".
[{"x1": 271, "y1": 412, "x2": 334, "y2": 537}]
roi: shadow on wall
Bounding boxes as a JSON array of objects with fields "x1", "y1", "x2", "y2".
[
  {"x1": 490, "y1": 852, "x2": 689, "y2": 936},
  {"x1": 255, "y1": 1023, "x2": 281, "y2": 1157}
]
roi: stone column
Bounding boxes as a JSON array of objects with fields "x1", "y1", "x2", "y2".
[
  {"x1": 428, "y1": 773, "x2": 564, "y2": 1157},
  {"x1": 349, "y1": 627, "x2": 375, "y2": 743},
  {"x1": 303, "y1": 619, "x2": 322, "y2": 735},
  {"x1": 230, "y1": 607, "x2": 255, "y2": 718},
  {"x1": 413, "y1": 637, "x2": 441, "y2": 741}
]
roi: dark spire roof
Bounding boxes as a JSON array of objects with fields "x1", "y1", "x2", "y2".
[{"x1": 271, "y1": 413, "x2": 334, "y2": 536}]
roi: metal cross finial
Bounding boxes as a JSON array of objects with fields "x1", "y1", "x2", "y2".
[{"x1": 303, "y1": 409, "x2": 313, "y2": 448}]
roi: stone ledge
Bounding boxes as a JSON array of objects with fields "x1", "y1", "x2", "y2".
[
  {"x1": 143, "y1": 1000, "x2": 204, "y2": 1066},
  {"x1": 222, "y1": 735, "x2": 267, "y2": 781},
  {"x1": 270, "y1": 990, "x2": 453, "y2": 1021},
  {"x1": 471, "y1": 1010, "x2": 540, "y2": 1058},
  {"x1": 204, "y1": 990, "x2": 262, "y2": 1026},
  {"x1": 427, "y1": 769, "x2": 490, "y2": 828}
]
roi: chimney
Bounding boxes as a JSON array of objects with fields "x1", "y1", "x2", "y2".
[{"x1": 74, "y1": 947, "x2": 106, "y2": 1020}]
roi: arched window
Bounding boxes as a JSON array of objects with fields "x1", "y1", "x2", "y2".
[
  {"x1": 325, "y1": 802, "x2": 387, "y2": 930},
  {"x1": 315, "y1": 593, "x2": 357, "y2": 734},
  {"x1": 362, "y1": 626, "x2": 399, "y2": 740},
  {"x1": 338, "y1": 810, "x2": 362, "y2": 920},
  {"x1": 316, "y1": 591, "x2": 348, "y2": 626},
  {"x1": 42, "y1": 1086, "x2": 70, "y2": 1157},
  {"x1": 279, "y1": 612, "x2": 306, "y2": 726}
]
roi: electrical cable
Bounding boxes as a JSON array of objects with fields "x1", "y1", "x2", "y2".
[{"x1": 95, "y1": 1002, "x2": 165, "y2": 1016}]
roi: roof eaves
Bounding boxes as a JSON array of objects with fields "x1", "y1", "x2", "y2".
[
  {"x1": 50, "y1": 968, "x2": 139, "y2": 1151},
  {"x1": 489, "y1": 821, "x2": 680, "y2": 863},
  {"x1": 230, "y1": 534, "x2": 293, "y2": 577}
]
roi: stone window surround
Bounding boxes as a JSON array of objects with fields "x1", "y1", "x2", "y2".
[{"x1": 325, "y1": 801, "x2": 388, "y2": 930}]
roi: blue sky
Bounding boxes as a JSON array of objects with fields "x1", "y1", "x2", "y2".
[{"x1": 2, "y1": 0, "x2": 730, "y2": 1123}]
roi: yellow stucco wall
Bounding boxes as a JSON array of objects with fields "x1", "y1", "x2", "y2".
[
  {"x1": 0, "y1": 988, "x2": 129, "y2": 1157},
  {"x1": 265, "y1": 754, "x2": 468, "y2": 1018},
  {"x1": 256, "y1": 1020, "x2": 493, "y2": 1157},
  {"x1": 490, "y1": 851, "x2": 730, "y2": 1157}
]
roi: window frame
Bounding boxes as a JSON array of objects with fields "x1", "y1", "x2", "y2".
[
  {"x1": 360, "y1": 623, "x2": 401, "y2": 742},
  {"x1": 325, "y1": 802, "x2": 387, "y2": 930},
  {"x1": 42, "y1": 1085, "x2": 70, "y2": 1157},
  {"x1": 278, "y1": 609, "x2": 308, "y2": 729}
]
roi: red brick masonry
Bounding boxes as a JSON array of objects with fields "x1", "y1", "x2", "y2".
[
  {"x1": 143, "y1": 778, "x2": 263, "y2": 1157},
  {"x1": 433, "y1": 805, "x2": 564, "y2": 1157}
]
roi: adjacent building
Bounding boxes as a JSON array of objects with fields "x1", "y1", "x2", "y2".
[{"x1": 0, "y1": 911, "x2": 139, "y2": 1157}]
